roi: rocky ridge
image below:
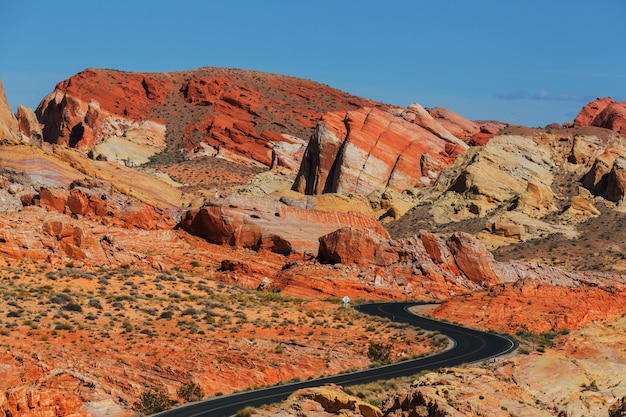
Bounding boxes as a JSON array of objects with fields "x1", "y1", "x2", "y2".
[
  {"x1": 292, "y1": 104, "x2": 502, "y2": 197},
  {"x1": 36, "y1": 68, "x2": 387, "y2": 171}
]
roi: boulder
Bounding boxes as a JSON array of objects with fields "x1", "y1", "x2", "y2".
[
  {"x1": 368, "y1": 189, "x2": 416, "y2": 222},
  {"x1": 516, "y1": 179, "x2": 557, "y2": 217},
  {"x1": 446, "y1": 232, "x2": 500, "y2": 286},
  {"x1": 561, "y1": 187, "x2": 600, "y2": 222},
  {"x1": 22, "y1": 181, "x2": 175, "y2": 230},
  {"x1": 318, "y1": 227, "x2": 399, "y2": 266},
  {"x1": 419, "y1": 230, "x2": 461, "y2": 275},
  {"x1": 316, "y1": 226, "x2": 501, "y2": 288},
  {"x1": 273, "y1": 385, "x2": 382, "y2": 417},
  {"x1": 479, "y1": 211, "x2": 577, "y2": 249},
  {"x1": 16, "y1": 105, "x2": 43, "y2": 146},
  {"x1": 605, "y1": 157, "x2": 626, "y2": 206}
]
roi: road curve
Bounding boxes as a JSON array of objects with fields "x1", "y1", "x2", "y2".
[{"x1": 152, "y1": 302, "x2": 517, "y2": 417}]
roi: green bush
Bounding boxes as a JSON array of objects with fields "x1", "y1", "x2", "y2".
[
  {"x1": 367, "y1": 340, "x2": 392, "y2": 363},
  {"x1": 177, "y1": 382, "x2": 205, "y2": 402},
  {"x1": 133, "y1": 388, "x2": 175, "y2": 414}
]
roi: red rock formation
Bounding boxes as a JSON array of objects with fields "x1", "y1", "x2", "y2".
[
  {"x1": 293, "y1": 107, "x2": 468, "y2": 196},
  {"x1": 419, "y1": 230, "x2": 461, "y2": 275},
  {"x1": 36, "y1": 67, "x2": 386, "y2": 170},
  {"x1": 574, "y1": 97, "x2": 626, "y2": 136},
  {"x1": 22, "y1": 181, "x2": 175, "y2": 230},
  {"x1": 318, "y1": 227, "x2": 399, "y2": 266},
  {"x1": 431, "y1": 278, "x2": 626, "y2": 333},
  {"x1": 574, "y1": 97, "x2": 615, "y2": 127},
  {"x1": 427, "y1": 107, "x2": 480, "y2": 141},
  {"x1": 178, "y1": 194, "x2": 389, "y2": 255},
  {"x1": 447, "y1": 232, "x2": 500, "y2": 285},
  {"x1": 591, "y1": 101, "x2": 626, "y2": 135},
  {"x1": 315, "y1": 228, "x2": 499, "y2": 291}
]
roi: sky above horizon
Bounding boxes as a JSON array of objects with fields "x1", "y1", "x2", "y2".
[{"x1": 1, "y1": 1, "x2": 624, "y2": 127}]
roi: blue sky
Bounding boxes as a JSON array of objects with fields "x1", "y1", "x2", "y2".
[{"x1": 1, "y1": 0, "x2": 624, "y2": 127}]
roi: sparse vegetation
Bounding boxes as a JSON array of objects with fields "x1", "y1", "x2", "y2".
[
  {"x1": 367, "y1": 340, "x2": 392, "y2": 364},
  {"x1": 133, "y1": 388, "x2": 175, "y2": 414},
  {"x1": 178, "y1": 382, "x2": 205, "y2": 402}
]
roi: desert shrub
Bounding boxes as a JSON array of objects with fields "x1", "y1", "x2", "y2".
[
  {"x1": 181, "y1": 308, "x2": 199, "y2": 316},
  {"x1": 88, "y1": 299, "x2": 103, "y2": 309},
  {"x1": 236, "y1": 406, "x2": 256, "y2": 417},
  {"x1": 133, "y1": 388, "x2": 174, "y2": 414},
  {"x1": 367, "y1": 341, "x2": 392, "y2": 363},
  {"x1": 62, "y1": 302, "x2": 83, "y2": 312},
  {"x1": 160, "y1": 311, "x2": 173, "y2": 319},
  {"x1": 177, "y1": 382, "x2": 205, "y2": 402},
  {"x1": 50, "y1": 293, "x2": 72, "y2": 304},
  {"x1": 55, "y1": 322, "x2": 73, "y2": 331}
]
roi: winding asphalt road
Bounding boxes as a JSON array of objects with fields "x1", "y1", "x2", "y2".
[{"x1": 153, "y1": 302, "x2": 517, "y2": 417}]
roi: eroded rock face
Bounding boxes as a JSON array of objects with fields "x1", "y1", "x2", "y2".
[
  {"x1": 178, "y1": 194, "x2": 389, "y2": 255},
  {"x1": 0, "y1": 79, "x2": 22, "y2": 144},
  {"x1": 268, "y1": 385, "x2": 382, "y2": 417},
  {"x1": 317, "y1": 228, "x2": 499, "y2": 287},
  {"x1": 22, "y1": 180, "x2": 176, "y2": 230},
  {"x1": 605, "y1": 157, "x2": 626, "y2": 206},
  {"x1": 318, "y1": 227, "x2": 398, "y2": 266},
  {"x1": 36, "y1": 67, "x2": 385, "y2": 170},
  {"x1": 16, "y1": 105, "x2": 43, "y2": 146},
  {"x1": 293, "y1": 107, "x2": 469, "y2": 196},
  {"x1": 446, "y1": 232, "x2": 500, "y2": 286},
  {"x1": 574, "y1": 97, "x2": 626, "y2": 136},
  {"x1": 427, "y1": 134, "x2": 556, "y2": 222},
  {"x1": 381, "y1": 389, "x2": 466, "y2": 417},
  {"x1": 574, "y1": 97, "x2": 615, "y2": 127}
]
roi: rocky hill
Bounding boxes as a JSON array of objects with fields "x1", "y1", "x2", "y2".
[
  {"x1": 1, "y1": 67, "x2": 626, "y2": 417},
  {"x1": 36, "y1": 67, "x2": 386, "y2": 173}
]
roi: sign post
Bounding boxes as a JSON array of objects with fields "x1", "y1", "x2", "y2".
[{"x1": 342, "y1": 295, "x2": 350, "y2": 308}]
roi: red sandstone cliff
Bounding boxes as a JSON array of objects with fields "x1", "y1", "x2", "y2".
[{"x1": 292, "y1": 104, "x2": 501, "y2": 196}]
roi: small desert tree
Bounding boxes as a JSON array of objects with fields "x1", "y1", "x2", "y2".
[
  {"x1": 367, "y1": 340, "x2": 392, "y2": 363},
  {"x1": 177, "y1": 382, "x2": 205, "y2": 402},
  {"x1": 133, "y1": 388, "x2": 175, "y2": 414}
]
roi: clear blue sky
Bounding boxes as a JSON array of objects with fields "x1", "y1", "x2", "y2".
[{"x1": 1, "y1": 0, "x2": 625, "y2": 127}]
